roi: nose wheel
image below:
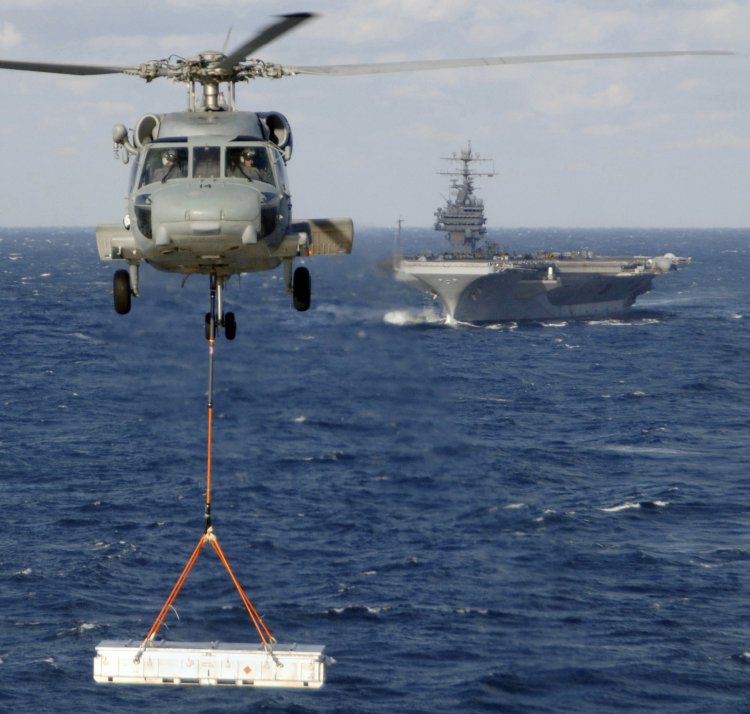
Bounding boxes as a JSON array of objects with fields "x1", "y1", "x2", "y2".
[{"x1": 205, "y1": 275, "x2": 237, "y2": 341}]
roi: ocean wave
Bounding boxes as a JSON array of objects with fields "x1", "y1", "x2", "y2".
[
  {"x1": 601, "y1": 500, "x2": 670, "y2": 513},
  {"x1": 3, "y1": 228, "x2": 750, "y2": 712},
  {"x1": 382, "y1": 308, "x2": 444, "y2": 326},
  {"x1": 327, "y1": 605, "x2": 387, "y2": 618},
  {"x1": 586, "y1": 317, "x2": 661, "y2": 327},
  {"x1": 602, "y1": 444, "x2": 687, "y2": 457}
]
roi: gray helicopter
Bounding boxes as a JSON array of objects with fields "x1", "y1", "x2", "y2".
[{"x1": 0, "y1": 13, "x2": 730, "y2": 339}]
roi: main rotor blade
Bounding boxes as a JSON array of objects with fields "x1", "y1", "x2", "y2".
[
  {"x1": 284, "y1": 50, "x2": 733, "y2": 77},
  {"x1": 218, "y1": 12, "x2": 316, "y2": 72},
  {"x1": 0, "y1": 58, "x2": 138, "y2": 76}
]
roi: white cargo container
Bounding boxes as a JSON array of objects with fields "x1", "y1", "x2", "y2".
[{"x1": 93, "y1": 640, "x2": 328, "y2": 688}]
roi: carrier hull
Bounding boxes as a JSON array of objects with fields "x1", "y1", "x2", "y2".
[{"x1": 395, "y1": 253, "x2": 687, "y2": 324}]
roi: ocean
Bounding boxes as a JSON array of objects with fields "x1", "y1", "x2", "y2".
[{"x1": 1, "y1": 226, "x2": 749, "y2": 713}]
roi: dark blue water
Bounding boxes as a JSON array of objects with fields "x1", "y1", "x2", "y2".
[{"x1": 2, "y1": 226, "x2": 749, "y2": 713}]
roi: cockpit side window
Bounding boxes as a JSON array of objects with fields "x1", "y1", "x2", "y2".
[
  {"x1": 129, "y1": 156, "x2": 139, "y2": 193},
  {"x1": 193, "y1": 146, "x2": 221, "y2": 178},
  {"x1": 139, "y1": 147, "x2": 188, "y2": 187},
  {"x1": 226, "y1": 146, "x2": 274, "y2": 184},
  {"x1": 272, "y1": 149, "x2": 289, "y2": 193}
]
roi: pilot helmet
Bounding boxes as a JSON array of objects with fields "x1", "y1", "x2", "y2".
[
  {"x1": 241, "y1": 149, "x2": 255, "y2": 162},
  {"x1": 162, "y1": 150, "x2": 177, "y2": 165}
]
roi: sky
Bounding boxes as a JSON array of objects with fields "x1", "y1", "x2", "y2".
[{"x1": 0, "y1": 0, "x2": 748, "y2": 229}]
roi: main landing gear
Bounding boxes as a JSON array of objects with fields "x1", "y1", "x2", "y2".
[
  {"x1": 292, "y1": 266, "x2": 311, "y2": 312},
  {"x1": 284, "y1": 258, "x2": 311, "y2": 312},
  {"x1": 112, "y1": 262, "x2": 311, "y2": 327},
  {"x1": 113, "y1": 265, "x2": 139, "y2": 315}
]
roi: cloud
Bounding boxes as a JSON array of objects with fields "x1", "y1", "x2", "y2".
[
  {"x1": 530, "y1": 80, "x2": 634, "y2": 115},
  {"x1": 674, "y1": 129, "x2": 750, "y2": 150},
  {"x1": 681, "y1": 2, "x2": 750, "y2": 44},
  {"x1": 0, "y1": 22, "x2": 22, "y2": 51}
]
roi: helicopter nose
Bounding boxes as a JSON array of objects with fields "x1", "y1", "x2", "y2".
[{"x1": 149, "y1": 182, "x2": 263, "y2": 247}]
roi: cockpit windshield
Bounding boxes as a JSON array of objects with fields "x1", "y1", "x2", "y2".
[
  {"x1": 139, "y1": 146, "x2": 188, "y2": 187},
  {"x1": 138, "y1": 144, "x2": 278, "y2": 188},
  {"x1": 226, "y1": 146, "x2": 273, "y2": 184},
  {"x1": 193, "y1": 146, "x2": 220, "y2": 179}
]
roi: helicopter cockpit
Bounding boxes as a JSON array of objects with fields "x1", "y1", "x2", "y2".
[
  {"x1": 139, "y1": 147, "x2": 188, "y2": 187},
  {"x1": 137, "y1": 143, "x2": 282, "y2": 188}
]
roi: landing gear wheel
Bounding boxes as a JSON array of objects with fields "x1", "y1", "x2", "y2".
[
  {"x1": 292, "y1": 266, "x2": 311, "y2": 312},
  {"x1": 224, "y1": 312, "x2": 237, "y2": 340},
  {"x1": 113, "y1": 269, "x2": 132, "y2": 315}
]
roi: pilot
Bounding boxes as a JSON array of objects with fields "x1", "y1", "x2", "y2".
[
  {"x1": 231, "y1": 149, "x2": 262, "y2": 181},
  {"x1": 152, "y1": 149, "x2": 179, "y2": 183}
]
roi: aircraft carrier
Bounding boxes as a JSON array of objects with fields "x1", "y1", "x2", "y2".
[{"x1": 395, "y1": 144, "x2": 690, "y2": 324}]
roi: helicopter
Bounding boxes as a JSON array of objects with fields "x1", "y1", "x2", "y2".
[{"x1": 0, "y1": 12, "x2": 731, "y2": 339}]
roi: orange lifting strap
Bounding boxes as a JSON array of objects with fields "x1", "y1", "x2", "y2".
[{"x1": 138, "y1": 330, "x2": 275, "y2": 656}]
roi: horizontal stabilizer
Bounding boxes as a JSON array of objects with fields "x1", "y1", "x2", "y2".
[
  {"x1": 95, "y1": 224, "x2": 142, "y2": 262},
  {"x1": 291, "y1": 218, "x2": 354, "y2": 255},
  {"x1": 93, "y1": 640, "x2": 329, "y2": 688}
]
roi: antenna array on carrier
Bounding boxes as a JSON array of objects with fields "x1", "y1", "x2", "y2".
[{"x1": 434, "y1": 141, "x2": 496, "y2": 252}]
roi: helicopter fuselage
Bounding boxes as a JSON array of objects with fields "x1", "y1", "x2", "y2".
[
  {"x1": 126, "y1": 111, "x2": 293, "y2": 275},
  {"x1": 96, "y1": 107, "x2": 353, "y2": 316}
]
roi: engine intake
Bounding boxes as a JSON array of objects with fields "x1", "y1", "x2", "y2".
[
  {"x1": 134, "y1": 114, "x2": 161, "y2": 148},
  {"x1": 258, "y1": 112, "x2": 293, "y2": 160}
]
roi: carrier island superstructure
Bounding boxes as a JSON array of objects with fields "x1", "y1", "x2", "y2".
[{"x1": 395, "y1": 143, "x2": 689, "y2": 324}]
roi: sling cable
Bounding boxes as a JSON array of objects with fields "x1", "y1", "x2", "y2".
[{"x1": 93, "y1": 275, "x2": 328, "y2": 688}]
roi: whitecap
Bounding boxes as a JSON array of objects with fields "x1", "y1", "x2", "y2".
[
  {"x1": 482, "y1": 320, "x2": 517, "y2": 330},
  {"x1": 588, "y1": 318, "x2": 660, "y2": 327},
  {"x1": 292, "y1": 415, "x2": 306, "y2": 423},
  {"x1": 455, "y1": 607, "x2": 489, "y2": 616},
  {"x1": 602, "y1": 500, "x2": 669, "y2": 513},
  {"x1": 382, "y1": 308, "x2": 443, "y2": 326},
  {"x1": 601, "y1": 502, "x2": 641, "y2": 513},
  {"x1": 603, "y1": 444, "x2": 686, "y2": 457},
  {"x1": 33, "y1": 657, "x2": 60, "y2": 670}
]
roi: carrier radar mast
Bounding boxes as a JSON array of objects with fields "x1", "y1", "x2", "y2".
[{"x1": 434, "y1": 142, "x2": 496, "y2": 252}]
